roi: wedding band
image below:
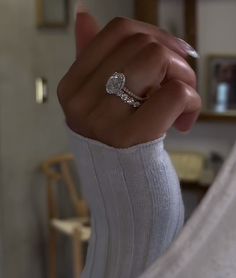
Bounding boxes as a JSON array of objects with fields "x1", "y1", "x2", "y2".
[{"x1": 106, "y1": 72, "x2": 148, "y2": 108}]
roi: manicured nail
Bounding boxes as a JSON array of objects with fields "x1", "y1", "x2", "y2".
[
  {"x1": 177, "y1": 38, "x2": 199, "y2": 59},
  {"x1": 74, "y1": 0, "x2": 88, "y2": 19}
]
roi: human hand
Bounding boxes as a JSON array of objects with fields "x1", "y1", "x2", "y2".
[{"x1": 57, "y1": 11, "x2": 201, "y2": 148}]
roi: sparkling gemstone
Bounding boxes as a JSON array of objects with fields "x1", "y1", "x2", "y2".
[
  {"x1": 106, "y1": 72, "x2": 125, "y2": 95},
  {"x1": 121, "y1": 93, "x2": 129, "y2": 101},
  {"x1": 133, "y1": 102, "x2": 140, "y2": 107},
  {"x1": 127, "y1": 98, "x2": 134, "y2": 104}
]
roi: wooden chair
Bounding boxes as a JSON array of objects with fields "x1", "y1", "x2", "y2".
[{"x1": 41, "y1": 154, "x2": 91, "y2": 278}]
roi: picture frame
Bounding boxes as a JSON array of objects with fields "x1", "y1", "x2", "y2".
[
  {"x1": 36, "y1": 0, "x2": 69, "y2": 28},
  {"x1": 206, "y1": 55, "x2": 236, "y2": 114}
]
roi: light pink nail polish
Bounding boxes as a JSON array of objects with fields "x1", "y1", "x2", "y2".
[
  {"x1": 74, "y1": 0, "x2": 88, "y2": 18},
  {"x1": 177, "y1": 38, "x2": 199, "y2": 59}
]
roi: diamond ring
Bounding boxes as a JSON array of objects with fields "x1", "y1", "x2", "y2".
[{"x1": 106, "y1": 72, "x2": 148, "y2": 108}]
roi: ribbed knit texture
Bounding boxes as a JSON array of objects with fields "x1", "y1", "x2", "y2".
[{"x1": 68, "y1": 129, "x2": 185, "y2": 278}]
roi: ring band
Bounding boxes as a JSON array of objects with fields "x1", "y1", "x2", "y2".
[
  {"x1": 122, "y1": 87, "x2": 148, "y2": 102},
  {"x1": 106, "y1": 72, "x2": 148, "y2": 108}
]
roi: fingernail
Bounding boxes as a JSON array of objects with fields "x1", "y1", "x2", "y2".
[
  {"x1": 74, "y1": 0, "x2": 88, "y2": 18},
  {"x1": 177, "y1": 38, "x2": 199, "y2": 59}
]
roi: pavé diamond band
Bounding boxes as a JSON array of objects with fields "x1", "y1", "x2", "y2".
[{"x1": 106, "y1": 72, "x2": 148, "y2": 108}]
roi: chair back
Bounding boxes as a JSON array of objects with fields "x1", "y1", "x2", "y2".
[{"x1": 41, "y1": 154, "x2": 89, "y2": 220}]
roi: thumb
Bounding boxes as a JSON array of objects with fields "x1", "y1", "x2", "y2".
[{"x1": 75, "y1": 4, "x2": 100, "y2": 58}]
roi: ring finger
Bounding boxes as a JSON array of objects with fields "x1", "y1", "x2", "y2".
[{"x1": 97, "y1": 41, "x2": 196, "y2": 118}]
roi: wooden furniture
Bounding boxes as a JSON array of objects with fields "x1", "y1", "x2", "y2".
[
  {"x1": 41, "y1": 154, "x2": 91, "y2": 278},
  {"x1": 169, "y1": 151, "x2": 211, "y2": 221},
  {"x1": 170, "y1": 151, "x2": 205, "y2": 183},
  {"x1": 169, "y1": 150, "x2": 212, "y2": 189}
]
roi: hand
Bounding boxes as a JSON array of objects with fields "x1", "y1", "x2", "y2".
[{"x1": 57, "y1": 12, "x2": 202, "y2": 148}]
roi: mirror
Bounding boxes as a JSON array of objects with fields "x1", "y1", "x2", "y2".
[{"x1": 206, "y1": 55, "x2": 236, "y2": 113}]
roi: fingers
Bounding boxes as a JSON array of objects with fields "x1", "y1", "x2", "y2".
[
  {"x1": 80, "y1": 17, "x2": 192, "y2": 70},
  {"x1": 85, "y1": 40, "x2": 196, "y2": 117},
  {"x1": 173, "y1": 109, "x2": 200, "y2": 132},
  {"x1": 63, "y1": 36, "x2": 197, "y2": 121},
  {"x1": 124, "y1": 80, "x2": 201, "y2": 144},
  {"x1": 59, "y1": 14, "x2": 201, "y2": 145},
  {"x1": 71, "y1": 17, "x2": 197, "y2": 91},
  {"x1": 122, "y1": 42, "x2": 196, "y2": 92},
  {"x1": 60, "y1": 16, "x2": 197, "y2": 103},
  {"x1": 75, "y1": 12, "x2": 100, "y2": 58},
  {"x1": 98, "y1": 33, "x2": 196, "y2": 90}
]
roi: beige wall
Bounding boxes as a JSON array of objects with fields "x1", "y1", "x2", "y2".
[{"x1": 0, "y1": 0, "x2": 74, "y2": 276}]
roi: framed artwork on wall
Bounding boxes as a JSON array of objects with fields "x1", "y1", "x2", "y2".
[
  {"x1": 207, "y1": 55, "x2": 236, "y2": 113},
  {"x1": 36, "y1": 0, "x2": 69, "y2": 28}
]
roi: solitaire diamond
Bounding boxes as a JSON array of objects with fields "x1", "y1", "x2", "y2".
[
  {"x1": 105, "y1": 72, "x2": 142, "y2": 108},
  {"x1": 106, "y1": 72, "x2": 125, "y2": 95}
]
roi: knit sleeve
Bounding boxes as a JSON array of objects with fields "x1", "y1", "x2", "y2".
[{"x1": 67, "y1": 128, "x2": 185, "y2": 278}]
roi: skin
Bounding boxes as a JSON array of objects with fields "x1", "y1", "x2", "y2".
[{"x1": 57, "y1": 13, "x2": 202, "y2": 148}]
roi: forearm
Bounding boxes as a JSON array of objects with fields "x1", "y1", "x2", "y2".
[{"x1": 68, "y1": 128, "x2": 184, "y2": 278}]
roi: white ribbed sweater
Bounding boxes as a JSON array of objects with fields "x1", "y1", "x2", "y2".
[{"x1": 68, "y1": 129, "x2": 184, "y2": 278}]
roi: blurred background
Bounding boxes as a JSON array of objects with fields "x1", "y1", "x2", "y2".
[{"x1": 0, "y1": 0, "x2": 236, "y2": 277}]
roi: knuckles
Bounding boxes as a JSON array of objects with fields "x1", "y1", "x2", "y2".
[
  {"x1": 170, "y1": 79, "x2": 188, "y2": 91},
  {"x1": 145, "y1": 42, "x2": 168, "y2": 59},
  {"x1": 129, "y1": 33, "x2": 155, "y2": 45},
  {"x1": 168, "y1": 80, "x2": 202, "y2": 111},
  {"x1": 169, "y1": 80, "x2": 191, "y2": 102},
  {"x1": 107, "y1": 17, "x2": 131, "y2": 32},
  {"x1": 57, "y1": 16, "x2": 201, "y2": 147}
]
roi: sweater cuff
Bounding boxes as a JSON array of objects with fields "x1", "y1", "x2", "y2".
[{"x1": 66, "y1": 126, "x2": 166, "y2": 153}]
